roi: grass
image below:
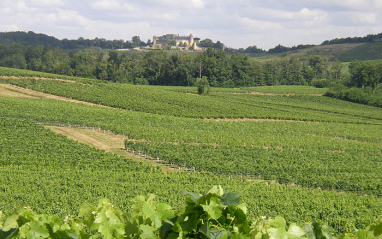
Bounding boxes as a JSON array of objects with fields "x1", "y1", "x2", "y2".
[
  {"x1": 338, "y1": 42, "x2": 382, "y2": 62},
  {"x1": 258, "y1": 42, "x2": 382, "y2": 62}
]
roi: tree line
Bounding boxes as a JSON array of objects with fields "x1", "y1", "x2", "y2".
[
  {"x1": 0, "y1": 31, "x2": 229, "y2": 51},
  {"x1": 0, "y1": 31, "x2": 150, "y2": 49},
  {"x1": 325, "y1": 60, "x2": 382, "y2": 107},
  {"x1": 0, "y1": 43, "x2": 346, "y2": 87},
  {"x1": 321, "y1": 33, "x2": 382, "y2": 45}
]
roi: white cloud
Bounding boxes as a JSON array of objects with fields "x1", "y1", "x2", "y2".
[
  {"x1": 91, "y1": 0, "x2": 138, "y2": 11},
  {"x1": 247, "y1": 7, "x2": 327, "y2": 22},
  {"x1": 240, "y1": 18, "x2": 283, "y2": 31},
  {"x1": 329, "y1": 11, "x2": 378, "y2": 26},
  {"x1": 29, "y1": 0, "x2": 65, "y2": 7},
  {"x1": 51, "y1": 9, "x2": 89, "y2": 26},
  {"x1": 0, "y1": 0, "x2": 380, "y2": 49},
  {"x1": 321, "y1": 0, "x2": 381, "y2": 11},
  {"x1": 190, "y1": 0, "x2": 205, "y2": 9},
  {"x1": 153, "y1": 0, "x2": 205, "y2": 9},
  {"x1": 91, "y1": 0, "x2": 120, "y2": 10}
]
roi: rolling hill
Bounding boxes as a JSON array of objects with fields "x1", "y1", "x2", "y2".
[{"x1": 0, "y1": 67, "x2": 382, "y2": 236}]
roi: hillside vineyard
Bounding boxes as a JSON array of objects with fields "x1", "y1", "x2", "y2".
[{"x1": 0, "y1": 67, "x2": 382, "y2": 237}]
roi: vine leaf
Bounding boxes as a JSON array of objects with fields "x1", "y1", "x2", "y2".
[
  {"x1": 2, "y1": 214, "x2": 19, "y2": 232},
  {"x1": 221, "y1": 192, "x2": 241, "y2": 206},
  {"x1": 202, "y1": 197, "x2": 224, "y2": 220},
  {"x1": 139, "y1": 224, "x2": 157, "y2": 239}
]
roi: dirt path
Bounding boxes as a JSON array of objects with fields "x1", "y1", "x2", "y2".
[
  {"x1": 0, "y1": 84, "x2": 114, "y2": 108},
  {"x1": 45, "y1": 125, "x2": 182, "y2": 172},
  {"x1": 0, "y1": 84, "x2": 38, "y2": 98},
  {"x1": 48, "y1": 126, "x2": 112, "y2": 151},
  {"x1": 0, "y1": 75, "x2": 76, "y2": 83}
]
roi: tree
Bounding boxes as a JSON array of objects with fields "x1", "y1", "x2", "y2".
[
  {"x1": 268, "y1": 44, "x2": 290, "y2": 53},
  {"x1": 131, "y1": 36, "x2": 142, "y2": 48},
  {"x1": 214, "y1": 41, "x2": 224, "y2": 49},
  {"x1": 195, "y1": 76, "x2": 210, "y2": 95},
  {"x1": 167, "y1": 39, "x2": 177, "y2": 47},
  {"x1": 243, "y1": 45, "x2": 265, "y2": 53},
  {"x1": 330, "y1": 60, "x2": 343, "y2": 82},
  {"x1": 349, "y1": 60, "x2": 380, "y2": 93},
  {"x1": 309, "y1": 55, "x2": 328, "y2": 79},
  {"x1": 199, "y1": 38, "x2": 215, "y2": 48}
]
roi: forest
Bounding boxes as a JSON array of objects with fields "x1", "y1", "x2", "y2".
[
  {"x1": 0, "y1": 43, "x2": 342, "y2": 87},
  {"x1": 1, "y1": 42, "x2": 381, "y2": 89}
]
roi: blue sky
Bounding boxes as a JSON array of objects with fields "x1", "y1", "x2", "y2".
[{"x1": 1, "y1": 0, "x2": 381, "y2": 49}]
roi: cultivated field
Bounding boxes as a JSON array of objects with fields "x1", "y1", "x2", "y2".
[{"x1": 1, "y1": 67, "x2": 382, "y2": 234}]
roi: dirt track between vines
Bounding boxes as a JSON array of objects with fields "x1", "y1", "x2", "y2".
[
  {"x1": 0, "y1": 84, "x2": 114, "y2": 108},
  {"x1": 0, "y1": 75, "x2": 76, "y2": 83},
  {"x1": 45, "y1": 125, "x2": 181, "y2": 172}
]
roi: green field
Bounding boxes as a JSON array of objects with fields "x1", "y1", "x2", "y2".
[
  {"x1": 6, "y1": 78, "x2": 382, "y2": 124},
  {"x1": 1, "y1": 69, "x2": 382, "y2": 234},
  {"x1": 264, "y1": 42, "x2": 382, "y2": 62}
]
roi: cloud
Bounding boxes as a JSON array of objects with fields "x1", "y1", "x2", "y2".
[
  {"x1": 329, "y1": 11, "x2": 378, "y2": 26},
  {"x1": 29, "y1": 0, "x2": 65, "y2": 7},
  {"x1": 0, "y1": 0, "x2": 380, "y2": 49},
  {"x1": 91, "y1": 0, "x2": 138, "y2": 11},
  {"x1": 240, "y1": 18, "x2": 283, "y2": 31},
  {"x1": 143, "y1": 0, "x2": 205, "y2": 9}
]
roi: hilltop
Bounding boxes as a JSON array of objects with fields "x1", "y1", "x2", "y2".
[
  {"x1": 1, "y1": 31, "x2": 382, "y2": 62},
  {"x1": 258, "y1": 42, "x2": 382, "y2": 62}
]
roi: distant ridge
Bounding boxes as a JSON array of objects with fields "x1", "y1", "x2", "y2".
[
  {"x1": 321, "y1": 33, "x2": 382, "y2": 45},
  {"x1": 0, "y1": 31, "x2": 138, "y2": 49},
  {"x1": 0, "y1": 31, "x2": 61, "y2": 47},
  {"x1": 0, "y1": 31, "x2": 381, "y2": 61}
]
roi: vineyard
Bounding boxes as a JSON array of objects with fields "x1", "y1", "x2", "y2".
[
  {"x1": 5, "y1": 77, "x2": 382, "y2": 124},
  {"x1": 1, "y1": 68, "x2": 382, "y2": 236}
]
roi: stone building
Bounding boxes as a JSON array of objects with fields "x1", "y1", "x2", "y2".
[{"x1": 153, "y1": 34, "x2": 195, "y2": 48}]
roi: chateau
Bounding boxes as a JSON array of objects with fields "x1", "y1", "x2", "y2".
[{"x1": 153, "y1": 33, "x2": 196, "y2": 48}]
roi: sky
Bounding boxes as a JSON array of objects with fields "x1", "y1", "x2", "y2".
[{"x1": 0, "y1": 0, "x2": 381, "y2": 50}]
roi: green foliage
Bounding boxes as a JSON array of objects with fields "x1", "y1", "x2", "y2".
[
  {"x1": 0, "y1": 39, "x2": 337, "y2": 87},
  {"x1": 196, "y1": 76, "x2": 210, "y2": 95},
  {"x1": 238, "y1": 45, "x2": 266, "y2": 54},
  {"x1": 125, "y1": 134, "x2": 382, "y2": 196},
  {"x1": 7, "y1": 77, "x2": 382, "y2": 123},
  {"x1": 311, "y1": 78, "x2": 331, "y2": 88},
  {"x1": 309, "y1": 55, "x2": 328, "y2": 79},
  {"x1": 175, "y1": 186, "x2": 249, "y2": 238},
  {"x1": 321, "y1": 33, "x2": 382, "y2": 45},
  {"x1": 0, "y1": 31, "x2": 150, "y2": 49},
  {"x1": 167, "y1": 39, "x2": 177, "y2": 47},
  {"x1": 2, "y1": 66, "x2": 382, "y2": 236},
  {"x1": 338, "y1": 42, "x2": 382, "y2": 62},
  {"x1": 1, "y1": 186, "x2": 382, "y2": 238},
  {"x1": 325, "y1": 60, "x2": 382, "y2": 107},
  {"x1": 240, "y1": 85, "x2": 327, "y2": 94},
  {"x1": 348, "y1": 60, "x2": 381, "y2": 91},
  {"x1": 2, "y1": 102, "x2": 382, "y2": 233},
  {"x1": 325, "y1": 85, "x2": 382, "y2": 108}
]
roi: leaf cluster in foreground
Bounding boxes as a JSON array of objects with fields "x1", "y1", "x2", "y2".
[{"x1": 1, "y1": 186, "x2": 382, "y2": 239}]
